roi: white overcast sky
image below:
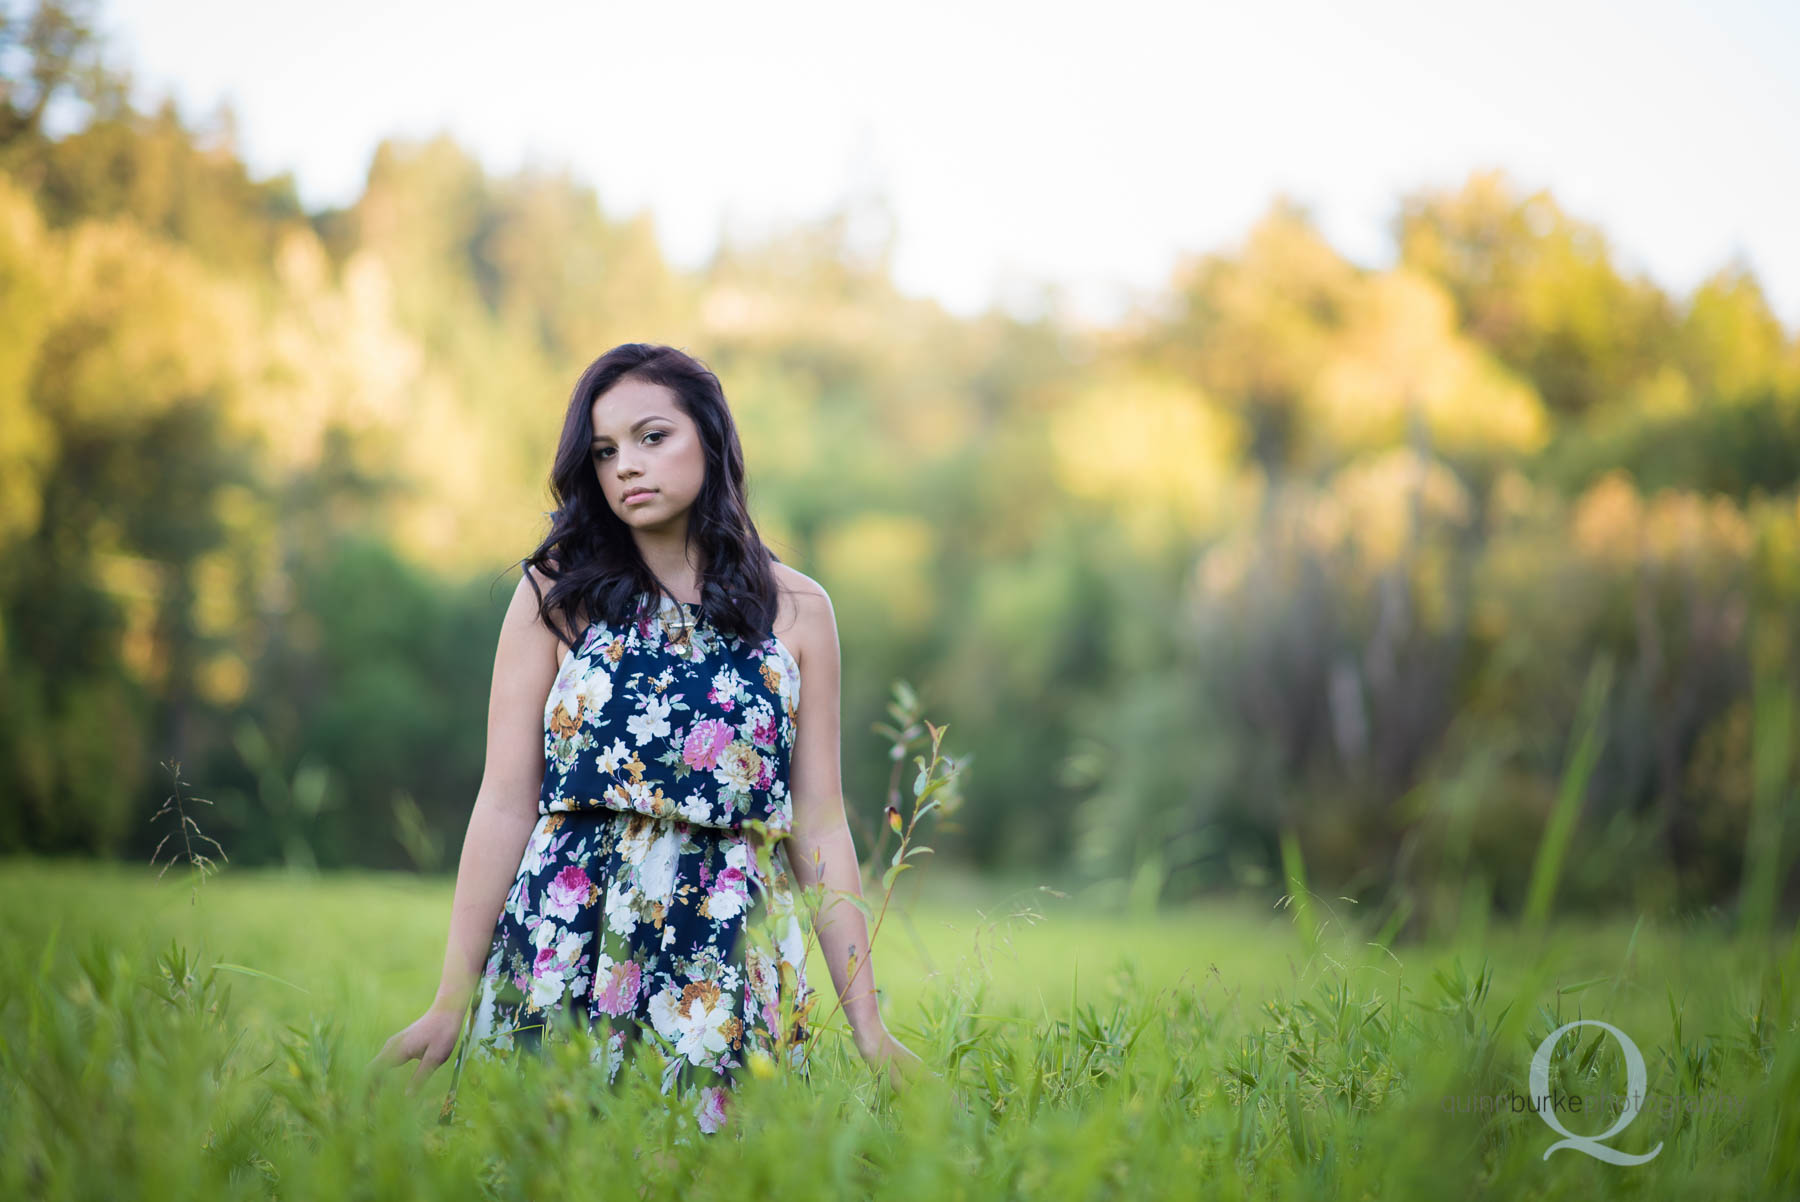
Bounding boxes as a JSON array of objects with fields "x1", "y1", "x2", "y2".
[{"x1": 96, "y1": 0, "x2": 1800, "y2": 330}]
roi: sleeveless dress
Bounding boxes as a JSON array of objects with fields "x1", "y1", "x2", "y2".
[{"x1": 454, "y1": 589, "x2": 815, "y2": 1135}]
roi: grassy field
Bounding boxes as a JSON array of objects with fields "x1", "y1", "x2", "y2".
[{"x1": 2, "y1": 855, "x2": 1795, "y2": 1200}]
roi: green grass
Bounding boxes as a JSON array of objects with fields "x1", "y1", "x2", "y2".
[{"x1": 2, "y1": 856, "x2": 1796, "y2": 1200}]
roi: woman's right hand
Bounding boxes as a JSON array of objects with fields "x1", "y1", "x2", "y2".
[{"x1": 370, "y1": 1002, "x2": 469, "y2": 1096}]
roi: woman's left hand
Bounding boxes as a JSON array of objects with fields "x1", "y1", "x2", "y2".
[{"x1": 855, "y1": 1025, "x2": 931, "y2": 1092}]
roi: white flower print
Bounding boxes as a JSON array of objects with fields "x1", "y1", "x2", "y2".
[
  {"x1": 677, "y1": 790, "x2": 715, "y2": 825},
  {"x1": 504, "y1": 874, "x2": 530, "y2": 926},
  {"x1": 776, "y1": 911, "x2": 807, "y2": 971},
  {"x1": 617, "y1": 816, "x2": 656, "y2": 866},
  {"x1": 555, "y1": 928, "x2": 589, "y2": 966},
  {"x1": 546, "y1": 656, "x2": 612, "y2": 736},
  {"x1": 469, "y1": 974, "x2": 515, "y2": 1056},
  {"x1": 597, "y1": 737, "x2": 631, "y2": 775},
  {"x1": 530, "y1": 962, "x2": 567, "y2": 1010},
  {"x1": 713, "y1": 740, "x2": 764, "y2": 793},
  {"x1": 627, "y1": 693, "x2": 673, "y2": 746},
  {"x1": 702, "y1": 840, "x2": 752, "y2": 921},
  {"x1": 637, "y1": 825, "x2": 682, "y2": 900},
  {"x1": 604, "y1": 877, "x2": 640, "y2": 937},
  {"x1": 709, "y1": 665, "x2": 744, "y2": 704},
  {"x1": 590, "y1": 1027, "x2": 628, "y2": 1084},
  {"x1": 647, "y1": 980, "x2": 734, "y2": 1065},
  {"x1": 742, "y1": 945, "x2": 776, "y2": 1006},
  {"x1": 519, "y1": 816, "x2": 557, "y2": 876}
]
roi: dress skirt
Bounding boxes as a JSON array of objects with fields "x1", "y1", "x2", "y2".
[{"x1": 459, "y1": 806, "x2": 815, "y2": 1134}]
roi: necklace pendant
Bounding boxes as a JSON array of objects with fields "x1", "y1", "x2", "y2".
[{"x1": 664, "y1": 605, "x2": 696, "y2": 651}]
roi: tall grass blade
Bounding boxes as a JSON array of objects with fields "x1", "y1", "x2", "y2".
[{"x1": 1524, "y1": 653, "x2": 1611, "y2": 931}]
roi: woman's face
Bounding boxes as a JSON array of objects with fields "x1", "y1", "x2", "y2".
[{"x1": 589, "y1": 377, "x2": 707, "y2": 529}]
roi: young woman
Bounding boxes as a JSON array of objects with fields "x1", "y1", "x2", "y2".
[{"x1": 373, "y1": 342, "x2": 924, "y2": 1133}]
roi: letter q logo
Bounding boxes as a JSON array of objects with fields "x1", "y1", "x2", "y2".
[{"x1": 1529, "y1": 1019, "x2": 1663, "y2": 1165}]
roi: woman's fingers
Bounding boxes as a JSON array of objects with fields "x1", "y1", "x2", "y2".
[
  {"x1": 895, "y1": 1045, "x2": 928, "y2": 1088},
  {"x1": 371, "y1": 1009, "x2": 468, "y2": 1093},
  {"x1": 367, "y1": 1034, "x2": 401, "y2": 1072},
  {"x1": 404, "y1": 1038, "x2": 455, "y2": 1096},
  {"x1": 369, "y1": 1028, "x2": 423, "y2": 1074},
  {"x1": 404, "y1": 1042, "x2": 440, "y2": 1095}
]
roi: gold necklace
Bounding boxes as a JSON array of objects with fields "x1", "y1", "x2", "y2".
[{"x1": 658, "y1": 591, "x2": 699, "y2": 651}]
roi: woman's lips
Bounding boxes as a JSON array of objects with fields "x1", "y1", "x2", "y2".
[{"x1": 622, "y1": 489, "x2": 657, "y2": 504}]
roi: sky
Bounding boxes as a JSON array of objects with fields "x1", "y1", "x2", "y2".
[{"x1": 95, "y1": 0, "x2": 1800, "y2": 330}]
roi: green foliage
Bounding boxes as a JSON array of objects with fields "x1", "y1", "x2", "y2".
[
  {"x1": 1523, "y1": 654, "x2": 1612, "y2": 931},
  {"x1": 1740, "y1": 669, "x2": 1796, "y2": 939},
  {"x1": 1537, "y1": 387, "x2": 1800, "y2": 500},
  {"x1": 3, "y1": 862, "x2": 1797, "y2": 1198}
]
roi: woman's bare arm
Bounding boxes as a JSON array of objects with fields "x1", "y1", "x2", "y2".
[
  {"x1": 374, "y1": 566, "x2": 564, "y2": 1088},
  {"x1": 781, "y1": 576, "x2": 898, "y2": 1055},
  {"x1": 428, "y1": 567, "x2": 563, "y2": 1014}
]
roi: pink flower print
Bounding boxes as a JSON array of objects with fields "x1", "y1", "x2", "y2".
[
  {"x1": 592, "y1": 958, "x2": 642, "y2": 1017},
  {"x1": 703, "y1": 864, "x2": 749, "y2": 920},
  {"x1": 695, "y1": 1085, "x2": 730, "y2": 1134},
  {"x1": 748, "y1": 710, "x2": 778, "y2": 752},
  {"x1": 529, "y1": 946, "x2": 569, "y2": 1010},
  {"x1": 683, "y1": 718, "x2": 735, "y2": 771},
  {"x1": 743, "y1": 946, "x2": 776, "y2": 1007},
  {"x1": 544, "y1": 864, "x2": 591, "y2": 922}
]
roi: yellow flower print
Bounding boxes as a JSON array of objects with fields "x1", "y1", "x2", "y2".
[{"x1": 718, "y1": 741, "x2": 764, "y2": 792}]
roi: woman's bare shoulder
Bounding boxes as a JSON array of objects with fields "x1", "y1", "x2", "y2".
[
  {"x1": 769, "y1": 562, "x2": 833, "y2": 669},
  {"x1": 517, "y1": 558, "x2": 585, "y2": 650}
]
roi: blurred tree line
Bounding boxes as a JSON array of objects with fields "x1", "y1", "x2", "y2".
[{"x1": 2, "y1": 0, "x2": 1797, "y2": 932}]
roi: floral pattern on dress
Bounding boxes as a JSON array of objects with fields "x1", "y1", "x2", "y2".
[{"x1": 459, "y1": 591, "x2": 813, "y2": 1135}]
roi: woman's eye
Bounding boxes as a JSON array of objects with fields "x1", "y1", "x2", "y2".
[{"x1": 592, "y1": 431, "x2": 664, "y2": 461}]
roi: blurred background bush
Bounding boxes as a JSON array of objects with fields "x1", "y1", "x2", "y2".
[{"x1": 2, "y1": 0, "x2": 1796, "y2": 940}]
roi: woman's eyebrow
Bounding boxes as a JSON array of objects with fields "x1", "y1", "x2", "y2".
[{"x1": 590, "y1": 415, "x2": 670, "y2": 443}]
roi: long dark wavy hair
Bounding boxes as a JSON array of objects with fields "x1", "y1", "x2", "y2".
[{"x1": 522, "y1": 343, "x2": 783, "y2": 654}]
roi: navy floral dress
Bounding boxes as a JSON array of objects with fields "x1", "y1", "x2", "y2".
[{"x1": 456, "y1": 589, "x2": 815, "y2": 1135}]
